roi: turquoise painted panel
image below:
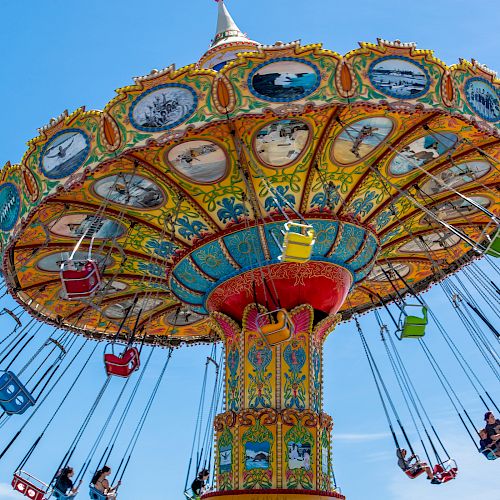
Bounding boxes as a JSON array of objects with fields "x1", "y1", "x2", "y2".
[
  {"x1": 170, "y1": 277, "x2": 205, "y2": 307},
  {"x1": 223, "y1": 226, "x2": 266, "y2": 269},
  {"x1": 191, "y1": 240, "x2": 237, "y2": 280},
  {"x1": 310, "y1": 220, "x2": 339, "y2": 257},
  {"x1": 263, "y1": 222, "x2": 285, "y2": 261},
  {"x1": 173, "y1": 258, "x2": 214, "y2": 293},
  {"x1": 351, "y1": 235, "x2": 378, "y2": 271},
  {"x1": 334, "y1": 224, "x2": 365, "y2": 262}
]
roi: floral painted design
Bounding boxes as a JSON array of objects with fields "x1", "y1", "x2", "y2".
[
  {"x1": 311, "y1": 347, "x2": 321, "y2": 413},
  {"x1": 283, "y1": 343, "x2": 307, "y2": 410},
  {"x1": 145, "y1": 239, "x2": 177, "y2": 258},
  {"x1": 248, "y1": 343, "x2": 273, "y2": 408},
  {"x1": 227, "y1": 346, "x2": 240, "y2": 412},
  {"x1": 138, "y1": 262, "x2": 164, "y2": 277},
  {"x1": 217, "y1": 197, "x2": 248, "y2": 224},
  {"x1": 350, "y1": 190, "x2": 377, "y2": 217},
  {"x1": 311, "y1": 187, "x2": 340, "y2": 211},
  {"x1": 264, "y1": 185, "x2": 295, "y2": 213},
  {"x1": 375, "y1": 210, "x2": 392, "y2": 231},
  {"x1": 176, "y1": 216, "x2": 208, "y2": 240}
]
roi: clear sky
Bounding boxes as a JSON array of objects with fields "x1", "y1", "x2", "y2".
[{"x1": 0, "y1": 1, "x2": 499, "y2": 499}]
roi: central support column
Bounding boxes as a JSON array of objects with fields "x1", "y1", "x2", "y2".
[{"x1": 209, "y1": 304, "x2": 345, "y2": 499}]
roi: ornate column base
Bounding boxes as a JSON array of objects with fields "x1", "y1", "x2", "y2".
[{"x1": 203, "y1": 490, "x2": 345, "y2": 500}]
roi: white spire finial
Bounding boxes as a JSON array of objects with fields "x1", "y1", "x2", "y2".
[{"x1": 212, "y1": 0, "x2": 249, "y2": 47}]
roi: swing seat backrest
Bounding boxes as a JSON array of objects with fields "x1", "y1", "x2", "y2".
[
  {"x1": 433, "y1": 462, "x2": 458, "y2": 483},
  {"x1": 0, "y1": 372, "x2": 35, "y2": 415},
  {"x1": 12, "y1": 472, "x2": 47, "y2": 500},
  {"x1": 105, "y1": 347, "x2": 141, "y2": 377},
  {"x1": 257, "y1": 310, "x2": 293, "y2": 346},
  {"x1": 485, "y1": 228, "x2": 500, "y2": 258},
  {"x1": 441, "y1": 468, "x2": 458, "y2": 483},
  {"x1": 400, "y1": 306, "x2": 428, "y2": 339},
  {"x1": 280, "y1": 222, "x2": 315, "y2": 263},
  {"x1": 89, "y1": 487, "x2": 108, "y2": 500},
  {"x1": 61, "y1": 260, "x2": 102, "y2": 299}
]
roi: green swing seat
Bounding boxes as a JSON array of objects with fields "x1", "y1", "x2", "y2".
[
  {"x1": 399, "y1": 305, "x2": 428, "y2": 339},
  {"x1": 485, "y1": 228, "x2": 500, "y2": 258}
]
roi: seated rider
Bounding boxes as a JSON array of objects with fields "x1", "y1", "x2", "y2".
[
  {"x1": 191, "y1": 469, "x2": 210, "y2": 498},
  {"x1": 485, "y1": 411, "x2": 500, "y2": 438},
  {"x1": 396, "y1": 448, "x2": 440, "y2": 484},
  {"x1": 54, "y1": 466, "x2": 82, "y2": 497},
  {"x1": 479, "y1": 428, "x2": 500, "y2": 458},
  {"x1": 91, "y1": 466, "x2": 121, "y2": 498}
]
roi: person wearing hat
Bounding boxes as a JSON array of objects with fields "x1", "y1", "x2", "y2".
[
  {"x1": 191, "y1": 469, "x2": 210, "y2": 498},
  {"x1": 484, "y1": 411, "x2": 500, "y2": 440},
  {"x1": 396, "y1": 448, "x2": 440, "y2": 483}
]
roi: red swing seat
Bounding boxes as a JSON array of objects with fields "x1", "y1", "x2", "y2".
[
  {"x1": 61, "y1": 259, "x2": 102, "y2": 299},
  {"x1": 60, "y1": 230, "x2": 102, "y2": 300},
  {"x1": 12, "y1": 471, "x2": 48, "y2": 500},
  {"x1": 104, "y1": 346, "x2": 140, "y2": 378},
  {"x1": 433, "y1": 461, "x2": 458, "y2": 483},
  {"x1": 404, "y1": 467, "x2": 426, "y2": 479}
]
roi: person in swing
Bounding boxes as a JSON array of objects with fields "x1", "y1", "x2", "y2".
[
  {"x1": 479, "y1": 428, "x2": 500, "y2": 457},
  {"x1": 484, "y1": 411, "x2": 500, "y2": 438},
  {"x1": 396, "y1": 449, "x2": 441, "y2": 484},
  {"x1": 91, "y1": 466, "x2": 121, "y2": 498},
  {"x1": 53, "y1": 466, "x2": 82, "y2": 497},
  {"x1": 191, "y1": 469, "x2": 210, "y2": 498}
]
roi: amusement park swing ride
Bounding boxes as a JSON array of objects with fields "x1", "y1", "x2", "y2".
[{"x1": 0, "y1": 0, "x2": 499, "y2": 498}]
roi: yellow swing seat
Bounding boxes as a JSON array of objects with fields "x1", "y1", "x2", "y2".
[
  {"x1": 279, "y1": 221, "x2": 316, "y2": 263},
  {"x1": 257, "y1": 309, "x2": 294, "y2": 346}
]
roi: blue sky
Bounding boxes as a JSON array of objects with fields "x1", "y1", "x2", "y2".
[{"x1": 0, "y1": 1, "x2": 499, "y2": 499}]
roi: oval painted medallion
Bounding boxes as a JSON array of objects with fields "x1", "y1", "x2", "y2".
[
  {"x1": 390, "y1": 132, "x2": 458, "y2": 176},
  {"x1": 332, "y1": 117, "x2": 393, "y2": 165},
  {"x1": 40, "y1": 129, "x2": 90, "y2": 179},
  {"x1": 249, "y1": 58, "x2": 320, "y2": 102},
  {"x1": 369, "y1": 56, "x2": 429, "y2": 99},
  {"x1": 104, "y1": 298, "x2": 163, "y2": 319},
  {"x1": 93, "y1": 174, "x2": 165, "y2": 209},
  {"x1": 254, "y1": 119, "x2": 310, "y2": 167},
  {"x1": 0, "y1": 183, "x2": 21, "y2": 232},
  {"x1": 421, "y1": 160, "x2": 491, "y2": 195},
  {"x1": 465, "y1": 78, "x2": 500, "y2": 122},
  {"x1": 167, "y1": 140, "x2": 228, "y2": 184},
  {"x1": 37, "y1": 251, "x2": 113, "y2": 272},
  {"x1": 129, "y1": 84, "x2": 197, "y2": 132},
  {"x1": 399, "y1": 231, "x2": 460, "y2": 253},
  {"x1": 49, "y1": 214, "x2": 125, "y2": 240}
]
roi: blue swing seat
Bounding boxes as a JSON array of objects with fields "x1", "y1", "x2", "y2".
[
  {"x1": 89, "y1": 486, "x2": 108, "y2": 499},
  {"x1": 481, "y1": 447, "x2": 498, "y2": 460},
  {"x1": 54, "y1": 488, "x2": 76, "y2": 499},
  {"x1": 0, "y1": 371, "x2": 35, "y2": 415}
]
